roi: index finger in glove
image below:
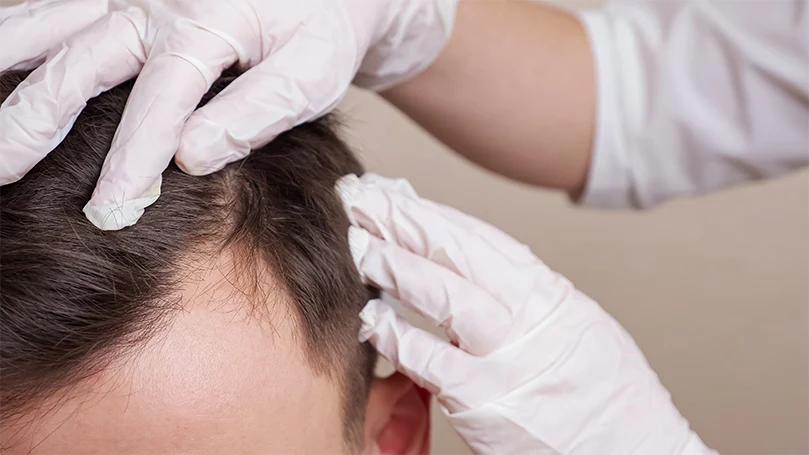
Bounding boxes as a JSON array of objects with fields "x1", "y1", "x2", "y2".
[
  {"x1": 338, "y1": 174, "x2": 544, "y2": 306},
  {"x1": 0, "y1": 0, "x2": 108, "y2": 72},
  {"x1": 83, "y1": 25, "x2": 239, "y2": 230},
  {"x1": 359, "y1": 298, "x2": 473, "y2": 414},
  {"x1": 350, "y1": 226, "x2": 512, "y2": 355},
  {"x1": 175, "y1": 15, "x2": 352, "y2": 175},
  {"x1": 359, "y1": 173, "x2": 538, "y2": 265}
]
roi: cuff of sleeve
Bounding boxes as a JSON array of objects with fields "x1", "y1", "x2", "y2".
[{"x1": 574, "y1": 10, "x2": 637, "y2": 210}]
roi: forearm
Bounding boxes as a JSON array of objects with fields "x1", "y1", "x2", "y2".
[{"x1": 382, "y1": 0, "x2": 596, "y2": 195}]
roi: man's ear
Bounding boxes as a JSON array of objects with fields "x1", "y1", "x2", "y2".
[{"x1": 363, "y1": 372, "x2": 431, "y2": 455}]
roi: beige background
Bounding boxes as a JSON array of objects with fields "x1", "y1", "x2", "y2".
[{"x1": 4, "y1": 0, "x2": 803, "y2": 453}]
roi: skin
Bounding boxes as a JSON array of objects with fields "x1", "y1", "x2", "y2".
[
  {"x1": 0, "y1": 250, "x2": 429, "y2": 455},
  {"x1": 383, "y1": 0, "x2": 596, "y2": 197}
]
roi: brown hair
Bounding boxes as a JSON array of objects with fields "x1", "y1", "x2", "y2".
[{"x1": 0, "y1": 71, "x2": 376, "y2": 448}]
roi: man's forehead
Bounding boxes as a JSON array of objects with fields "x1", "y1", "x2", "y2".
[{"x1": 1, "y1": 253, "x2": 345, "y2": 454}]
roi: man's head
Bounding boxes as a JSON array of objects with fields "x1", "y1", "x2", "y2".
[{"x1": 0, "y1": 72, "x2": 429, "y2": 454}]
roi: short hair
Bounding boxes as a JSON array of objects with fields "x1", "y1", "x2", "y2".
[{"x1": 0, "y1": 71, "x2": 376, "y2": 449}]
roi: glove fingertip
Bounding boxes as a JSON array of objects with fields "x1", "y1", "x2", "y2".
[
  {"x1": 335, "y1": 173, "x2": 362, "y2": 224},
  {"x1": 348, "y1": 226, "x2": 371, "y2": 278},
  {"x1": 359, "y1": 298, "x2": 388, "y2": 337},
  {"x1": 83, "y1": 176, "x2": 162, "y2": 231}
]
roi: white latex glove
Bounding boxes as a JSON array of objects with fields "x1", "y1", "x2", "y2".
[
  {"x1": 337, "y1": 173, "x2": 718, "y2": 455},
  {"x1": 0, "y1": 0, "x2": 455, "y2": 230}
]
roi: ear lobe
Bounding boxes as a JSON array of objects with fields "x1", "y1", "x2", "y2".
[{"x1": 364, "y1": 373, "x2": 431, "y2": 455}]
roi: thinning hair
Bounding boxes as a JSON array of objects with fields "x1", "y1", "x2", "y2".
[{"x1": 0, "y1": 71, "x2": 376, "y2": 448}]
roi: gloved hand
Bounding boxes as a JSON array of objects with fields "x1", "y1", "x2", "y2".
[
  {"x1": 337, "y1": 173, "x2": 718, "y2": 455},
  {"x1": 0, "y1": 0, "x2": 456, "y2": 230}
]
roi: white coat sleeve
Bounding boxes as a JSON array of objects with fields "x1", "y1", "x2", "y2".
[{"x1": 577, "y1": 0, "x2": 809, "y2": 209}]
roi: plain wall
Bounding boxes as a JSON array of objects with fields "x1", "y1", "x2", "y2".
[{"x1": 346, "y1": 1, "x2": 809, "y2": 454}]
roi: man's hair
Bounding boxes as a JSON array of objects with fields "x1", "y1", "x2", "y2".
[{"x1": 0, "y1": 71, "x2": 376, "y2": 448}]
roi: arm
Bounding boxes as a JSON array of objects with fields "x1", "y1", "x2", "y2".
[
  {"x1": 382, "y1": 1, "x2": 597, "y2": 196},
  {"x1": 384, "y1": 0, "x2": 809, "y2": 208}
]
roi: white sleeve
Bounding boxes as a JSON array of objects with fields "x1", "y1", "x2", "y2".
[{"x1": 577, "y1": 0, "x2": 809, "y2": 209}]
